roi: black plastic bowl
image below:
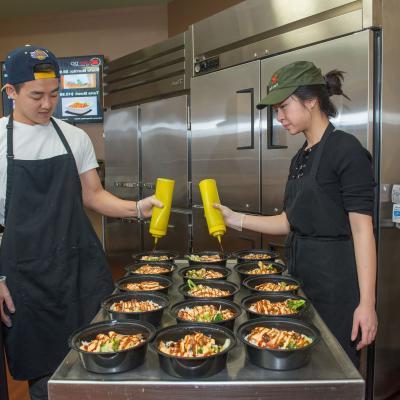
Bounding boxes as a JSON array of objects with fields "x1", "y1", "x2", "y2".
[
  {"x1": 115, "y1": 274, "x2": 173, "y2": 294},
  {"x1": 179, "y1": 280, "x2": 239, "y2": 301},
  {"x1": 178, "y1": 265, "x2": 231, "y2": 282},
  {"x1": 234, "y1": 260, "x2": 285, "y2": 283},
  {"x1": 125, "y1": 261, "x2": 176, "y2": 277},
  {"x1": 151, "y1": 323, "x2": 236, "y2": 378},
  {"x1": 131, "y1": 250, "x2": 178, "y2": 263},
  {"x1": 69, "y1": 320, "x2": 156, "y2": 374},
  {"x1": 241, "y1": 293, "x2": 309, "y2": 319},
  {"x1": 232, "y1": 249, "x2": 279, "y2": 264},
  {"x1": 170, "y1": 298, "x2": 242, "y2": 330},
  {"x1": 242, "y1": 275, "x2": 301, "y2": 295},
  {"x1": 237, "y1": 317, "x2": 320, "y2": 370},
  {"x1": 185, "y1": 251, "x2": 229, "y2": 267},
  {"x1": 102, "y1": 292, "x2": 170, "y2": 327}
]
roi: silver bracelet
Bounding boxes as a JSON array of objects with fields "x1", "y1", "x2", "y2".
[
  {"x1": 0, "y1": 276, "x2": 6, "y2": 283},
  {"x1": 136, "y1": 200, "x2": 142, "y2": 219},
  {"x1": 240, "y1": 214, "x2": 246, "y2": 231}
]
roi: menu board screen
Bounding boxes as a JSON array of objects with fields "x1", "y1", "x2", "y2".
[
  {"x1": 1, "y1": 54, "x2": 104, "y2": 124},
  {"x1": 56, "y1": 55, "x2": 104, "y2": 123}
]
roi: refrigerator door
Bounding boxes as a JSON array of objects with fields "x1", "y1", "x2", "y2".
[
  {"x1": 261, "y1": 30, "x2": 372, "y2": 216},
  {"x1": 140, "y1": 95, "x2": 189, "y2": 208},
  {"x1": 104, "y1": 106, "x2": 140, "y2": 199},
  {"x1": 104, "y1": 217, "x2": 141, "y2": 265},
  {"x1": 104, "y1": 107, "x2": 141, "y2": 258},
  {"x1": 192, "y1": 207, "x2": 261, "y2": 253},
  {"x1": 142, "y1": 211, "x2": 191, "y2": 256},
  {"x1": 262, "y1": 233, "x2": 288, "y2": 261},
  {"x1": 191, "y1": 61, "x2": 261, "y2": 213}
]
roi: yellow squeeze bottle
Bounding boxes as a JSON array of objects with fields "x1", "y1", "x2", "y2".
[
  {"x1": 199, "y1": 179, "x2": 226, "y2": 245},
  {"x1": 149, "y1": 178, "x2": 175, "y2": 246}
]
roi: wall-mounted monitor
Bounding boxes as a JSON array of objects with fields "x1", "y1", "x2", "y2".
[{"x1": 1, "y1": 54, "x2": 104, "y2": 124}]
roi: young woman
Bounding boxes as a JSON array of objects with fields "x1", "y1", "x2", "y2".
[{"x1": 216, "y1": 61, "x2": 377, "y2": 366}]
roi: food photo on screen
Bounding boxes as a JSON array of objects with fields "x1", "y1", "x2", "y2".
[
  {"x1": 61, "y1": 96, "x2": 98, "y2": 116},
  {"x1": 61, "y1": 73, "x2": 97, "y2": 89}
]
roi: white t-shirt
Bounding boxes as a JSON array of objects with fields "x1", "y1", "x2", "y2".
[{"x1": 0, "y1": 117, "x2": 98, "y2": 225}]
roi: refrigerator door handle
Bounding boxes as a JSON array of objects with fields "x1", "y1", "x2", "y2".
[
  {"x1": 143, "y1": 220, "x2": 175, "y2": 229},
  {"x1": 143, "y1": 182, "x2": 156, "y2": 190},
  {"x1": 236, "y1": 88, "x2": 255, "y2": 150},
  {"x1": 266, "y1": 106, "x2": 288, "y2": 149},
  {"x1": 120, "y1": 217, "x2": 139, "y2": 223},
  {"x1": 114, "y1": 181, "x2": 139, "y2": 188}
]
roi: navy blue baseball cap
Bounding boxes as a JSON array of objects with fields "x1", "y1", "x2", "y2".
[{"x1": 4, "y1": 45, "x2": 60, "y2": 85}]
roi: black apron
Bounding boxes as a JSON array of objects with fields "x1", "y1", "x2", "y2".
[
  {"x1": 284, "y1": 123, "x2": 360, "y2": 366},
  {"x1": 0, "y1": 113, "x2": 114, "y2": 380}
]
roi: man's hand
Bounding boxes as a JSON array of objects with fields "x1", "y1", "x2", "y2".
[
  {"x1": 0, "y1": 279, "x2": 15, "y2": 327},
  {"x1": 137, "y1": 196, "x2": 163, "y2": 219}
]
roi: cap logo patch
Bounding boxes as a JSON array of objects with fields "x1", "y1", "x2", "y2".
[
  {"x1": 30, "y1": 49, "x2": 48, "y2": 61},
  {"x1": 269, "y1": 74, "x2": 279, "y2": 91}
]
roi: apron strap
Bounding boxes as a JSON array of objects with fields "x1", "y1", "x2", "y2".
[
  {"x1": 309, "y1": 122, "x2": 336, "y2": 178},
  {"x1": 50, "y1": 118, "x2": 74, "y2": 156},
  {"x1": 5, "y1": 112, "x2": 15, "y2": 224},
  {"x1": 5, "y1": 116, "x2": 74, "y2": 225}
]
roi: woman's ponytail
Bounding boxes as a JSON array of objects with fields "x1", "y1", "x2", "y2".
[
  {"x1": 324, "y1": 70, "x2": 350, "y2": 100},
  {"x1": 293, "y1": 69, "x2": 350, "y2": 118}
]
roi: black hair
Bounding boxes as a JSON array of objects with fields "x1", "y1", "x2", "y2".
[
  {"x1": 293, "y1": 70, "x2": 350, "y2": 118},
  {"x1": 13, "y1": 63, "x2": 58, "y2": 93}
]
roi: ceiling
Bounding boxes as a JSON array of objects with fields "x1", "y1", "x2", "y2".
[{"x1": 1, "y1": 0, "x2": 172, "y2": 19}]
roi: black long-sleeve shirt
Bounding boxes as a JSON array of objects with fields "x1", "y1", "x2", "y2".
[{"x1": 286, "y1": 130, "x2": 375, "y2": 216}]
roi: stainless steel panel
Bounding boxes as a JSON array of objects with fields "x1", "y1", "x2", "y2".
[
  {"x1": 192, "y1": 208, "x2": 261, "y2": 252},
  {"x1": 104, "y1": 106, "x2": 139, "y2": 199},
  {"x1": 362, "y1": 0, "x2": 382, "y2": 28},
  {"x1": 106, "y1": 33, "x2": 184, "y2": 74},
  {"x1": 104, "y1": 218, "x2": 141, "y2": 260},
  {"x1": 191, "y1": 61, "x2": 260, "y2": 213},
  {"x1": 261, "y1": 30, "x2": 371, "y2": 215},
  {"x1": 142, "y1": 211, "x2": 191, "y2": 255},
  {"x1": 140, "y1": 95, "x2": 189, "y2": 208},
  {"x1": 104, "y1": 33, "x2": 188, "y2": 108},
  {"x1": 193, "y1": 10, "x2": 362, "y2": 76},
  {"x1": 104, "y1": 107, "x2": 140, "y2": 257},
  {"x1": 262, "y1": 233, "x2": 288, "y2": 261},
  {"x1": 374, "y1": 1, "x2": 400, "y2": 398},
  {"x1": 104, "y1": 74, "x2": 186, "y2": 109},
  {"x1": 105, "y1": 62, "x2": 184, "y2": 93},
  {"x1": 192, "y1": 0, "x2": 360, "y2": 58}
]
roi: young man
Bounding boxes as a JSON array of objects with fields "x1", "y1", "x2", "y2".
[{"x1": 0, "y1": 45, "x2": 161, "y2": 400}]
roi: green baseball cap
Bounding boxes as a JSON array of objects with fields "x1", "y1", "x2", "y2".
[{"x1": 257, "y1": 61, "x2": 326, "y2": 109}]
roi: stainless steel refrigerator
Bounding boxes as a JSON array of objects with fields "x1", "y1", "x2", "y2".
[
  {"x1": 191, "y1": 33, "x2": 372, "y2": 256},
  {"x1": 103, "y1": 32, "x2": 191, "y2": 261},
  {"x1": 189, "y1": 0, "x2": 400, "y2": 398},
  {"x1": 191, "y1": 61, "x2": 263, "y2": 252},
  {"x1": 104, "y1": 106, "x2": 141, "y2": 263},
  {"x1": 140, "y1": 95, "x2": 191, "y2": 254}
]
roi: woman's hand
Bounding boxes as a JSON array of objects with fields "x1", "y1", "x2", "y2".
[
  {"x1": 351, "y1": 302, "x2": 378, "y2": 350},
  {"x1": 0, "y1": 279, "x2": 15, "y2": 327},
  {"x1": 213, "y1": 204, "x2": 245, "y2": 231},
  {"x1": 137, "y1": 196, "x2": 163, "y2": 219}
]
